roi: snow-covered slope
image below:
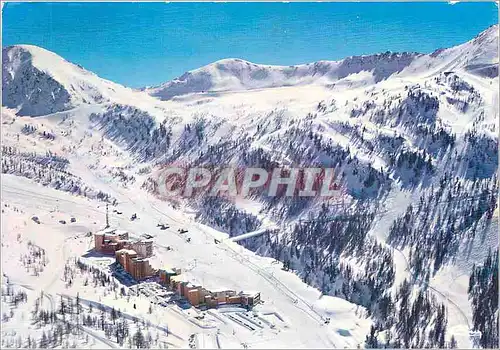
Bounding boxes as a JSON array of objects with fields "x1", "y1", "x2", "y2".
[
  {"x1": 399, "y1": 24, "x2": 498, "y2": 79},
  {"x1": 2, "y1": 45, "x2": 166, "y2": 117},
  {"x1": 145, "y1": 25, "x2": 498, "y2": 101},
  {"x1": 144, "y1": 53, "x2": 419, "y2": 100},
  {"x1": 1, "y1": 25, "x2": 498, "y2": 349}
]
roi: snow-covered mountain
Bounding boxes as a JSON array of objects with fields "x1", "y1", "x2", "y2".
[
  {"x1": 143, "y1": 25, "x2": 498, "y2": 101},
  {"x1": 398, "y1": 24, "x2": 499, "y2": 79},
  {"x1": 1, "y1": 24, "x2": 498, "y2": 349},
  {"x1": 2, "y1": 45, "x2": 165, "y2": 117},
  {"x1": 143, "y1": 52, "x2": 419, "y2": 100}
]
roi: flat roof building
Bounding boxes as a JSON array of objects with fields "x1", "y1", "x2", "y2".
[
  {"x1": 94, "y1": 227, "x2": 153, "y2": 258},
  {"x1": 115, "y1": 249, "x2": 154, "y2": 281}
]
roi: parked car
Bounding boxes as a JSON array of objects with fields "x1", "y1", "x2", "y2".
[
  {"x1": 31, "y1": 216, "x2": 40, "y2": 224},
  {"x1": 59, "y1": 220, "x2": 66, "y2": 224},
  {"x1": 70, "y1": 217, "x2": 76, "y2": 223}
]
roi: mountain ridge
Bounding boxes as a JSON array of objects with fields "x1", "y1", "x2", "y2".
[
  {"x1": 143, "y1": 52, "x2": 422, "y2": 100},
  {"x1": 2, "y1": 25, "x2": 497, "y2": 112},
  {"x1": 2, "y1": 45, "x2": 164, "y2": 117},
  {"x1": 144, "y1": 24, "x2": 498, "y2": 100}
]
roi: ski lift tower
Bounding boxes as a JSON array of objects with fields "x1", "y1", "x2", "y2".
[{"x1": 105, "y1": 203, "x2": 110, "y2": 229}]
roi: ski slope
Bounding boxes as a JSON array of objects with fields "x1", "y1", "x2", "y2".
[{"x1": 1, "y1": 173, "x2": 372, "y2": 349}]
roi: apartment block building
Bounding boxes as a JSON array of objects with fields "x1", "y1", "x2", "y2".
[
  {"x1": 115, "y1": 249, "x2": 155, "y2": 281},
  {"x1": 94, "y1": 229, "x2": 130, "y2": 254},
  {"x1": 168, "y1": 275, "x2": 260, "y2": 309},
  {"x1": 94, "y1": 228, "x2": 153, "y2": 258}
]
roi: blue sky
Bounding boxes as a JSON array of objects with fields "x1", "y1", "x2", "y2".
[{"x1": 2, "y1": 2, "x2": 498, "y2": 88}]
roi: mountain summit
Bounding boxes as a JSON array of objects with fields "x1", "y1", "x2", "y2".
[
  {"x1": 2, "y1": 25, "x2": 498, "y2": 112},
  {"x1": 2, "y1": 45, "x2": 138, "y2": 116},
  {"x1": 143, "y1": 53, "x2": 420, "y2": 101},
  {"x1": 144, "y1": 25, "x2": 498, "y2": 101}
]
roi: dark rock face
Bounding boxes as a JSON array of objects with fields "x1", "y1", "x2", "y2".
[{"x1": 2, "y1": 46, "x2": 73, "y2": 116}]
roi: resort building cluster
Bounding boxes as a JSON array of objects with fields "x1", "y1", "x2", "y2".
[
  {"x1": 159, "y1": 268, "x2": 260, "y2": 308},
  {"x1": 94, "y1": 227, "x2": 260, "y2": 309},
  {"x1": 94, "y1": 228, "x2": 154, "y2": 280}
]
